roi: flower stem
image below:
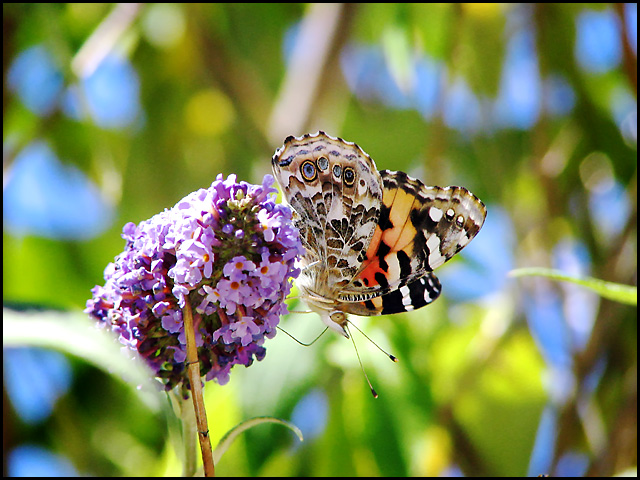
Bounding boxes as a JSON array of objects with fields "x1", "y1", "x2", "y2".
[{"x1": 183, "y1": 301, "x2": 215, "y2": 477}]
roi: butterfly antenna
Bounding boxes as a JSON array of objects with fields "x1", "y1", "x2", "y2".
[
  {"x1": 346, "y1": 324, "x2": 378, "y2": 399},
  {"x1": 277, "y1": 326, "x2": 328, "y2": 347},
  {"x1": 347, "y1": 320, "x2": 398, "y2": 363}
]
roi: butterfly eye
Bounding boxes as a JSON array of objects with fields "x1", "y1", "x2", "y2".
[
  {"x1": 343, "y1": 167, "x2": 356, "y2": 186},
  {"x1": 317, "y1": 156, "x2": 329, "y2": 171},
  {"x1": 300, "y1": 160, "x2": 317, "y2": 181}
]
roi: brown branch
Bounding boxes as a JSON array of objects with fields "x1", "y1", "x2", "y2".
[
  {"x1": 183, "y1": 301, "x2": 215, "y2": 477},
  {"x1": 267, "y1": 3, "x2": 356, "y2": 143},
  {"x1": 72, "y1": 3, "x2": 142, "y2": 78}
]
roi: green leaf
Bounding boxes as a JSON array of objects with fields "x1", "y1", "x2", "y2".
[
  {"x1": 213, "y1": 416, "x2": 303, "y2": 464},
  {"x1": 509, "y1": 268, "x2": 637, "y2": 306}
]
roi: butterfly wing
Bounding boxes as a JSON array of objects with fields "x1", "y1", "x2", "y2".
[
  {"x1": 339, "y1": 170, "x2": 486, "y2": 316},
  {"x1": 340, "y1": 273, "x2": 443, "y2": 316},
  {"x1": 271, "y1": 132, "x2": 382, "y2": 296}
]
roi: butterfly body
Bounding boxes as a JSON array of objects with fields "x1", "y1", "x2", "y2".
[{"x1": 272, "y1": 131, "x2": 486, "y2": 337}]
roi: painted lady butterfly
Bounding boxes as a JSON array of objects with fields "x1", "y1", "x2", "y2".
[{"x1": 272, "y1": 131, "x2": 486, "y2": 338}]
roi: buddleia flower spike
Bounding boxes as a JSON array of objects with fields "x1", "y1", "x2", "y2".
[{"x1": 85, "y1": 173, "x2": 305, "y2": 396}]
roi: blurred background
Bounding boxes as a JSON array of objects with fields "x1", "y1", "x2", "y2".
[{"x1": 3, "y1": 3, "x2": 637, "y2": 476}]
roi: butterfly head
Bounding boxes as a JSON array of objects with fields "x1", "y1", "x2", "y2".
[
  {"x1": 323, "y1": 310, "x2": 350, "y2": 338},
  {"x1": 294, "y1": 279, "x2": 351, "y2": 338}
]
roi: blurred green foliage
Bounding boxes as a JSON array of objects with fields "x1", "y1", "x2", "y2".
[{"x1": 3, "y1": 3, "x2": 636, "y2": 477}]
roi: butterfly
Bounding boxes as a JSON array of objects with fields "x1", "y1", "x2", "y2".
[{"x1": 271, "y1": 131, "x2": 486, "y2": 338}]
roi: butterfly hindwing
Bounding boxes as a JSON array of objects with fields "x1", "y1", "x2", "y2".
[{"x1": 342, "y1": 273, "x2": 442, "y2": 316}]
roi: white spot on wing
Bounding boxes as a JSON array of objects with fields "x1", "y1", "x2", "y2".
[
  {"x1": 427, "y1": 234, "x2": 444, "y2": 269},
  {"x1": 400, "y1": 285, "x2": 412, "y2": 308},
  {"x1": 424, "y1": 278, "x2": 433, "y2": 302},
  {"x1": 385, "y1": 252, "x2": 402, "y2": 283},
  {"x1": 429, "y1": 207, "x2": 443, "y2": 222}
]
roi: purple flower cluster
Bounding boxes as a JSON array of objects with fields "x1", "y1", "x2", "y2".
[{"x1": 85, "y1": 174, "x2": 304, "y2": 393}]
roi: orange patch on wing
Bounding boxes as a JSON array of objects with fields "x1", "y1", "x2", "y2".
[
  {"x1": 364, "y1": 225, "x2": 383, "y2": 260},
  {"x1": 357, "y1": 225, "x2": 385, "y2": 287},
  {"x1": 381, "y1": 188, "x2": 418, "y2": 250},
  {"x1": 355, "y1": 188, "x2": 421, "y2": 289}
]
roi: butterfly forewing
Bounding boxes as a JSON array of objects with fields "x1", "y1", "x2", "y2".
[
  {"x1": 342, "y1": 171, "x2": 486, "y2": 299},
  {"x1": 384, "y1": 170, "x2": 486, "y2": 271}
]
